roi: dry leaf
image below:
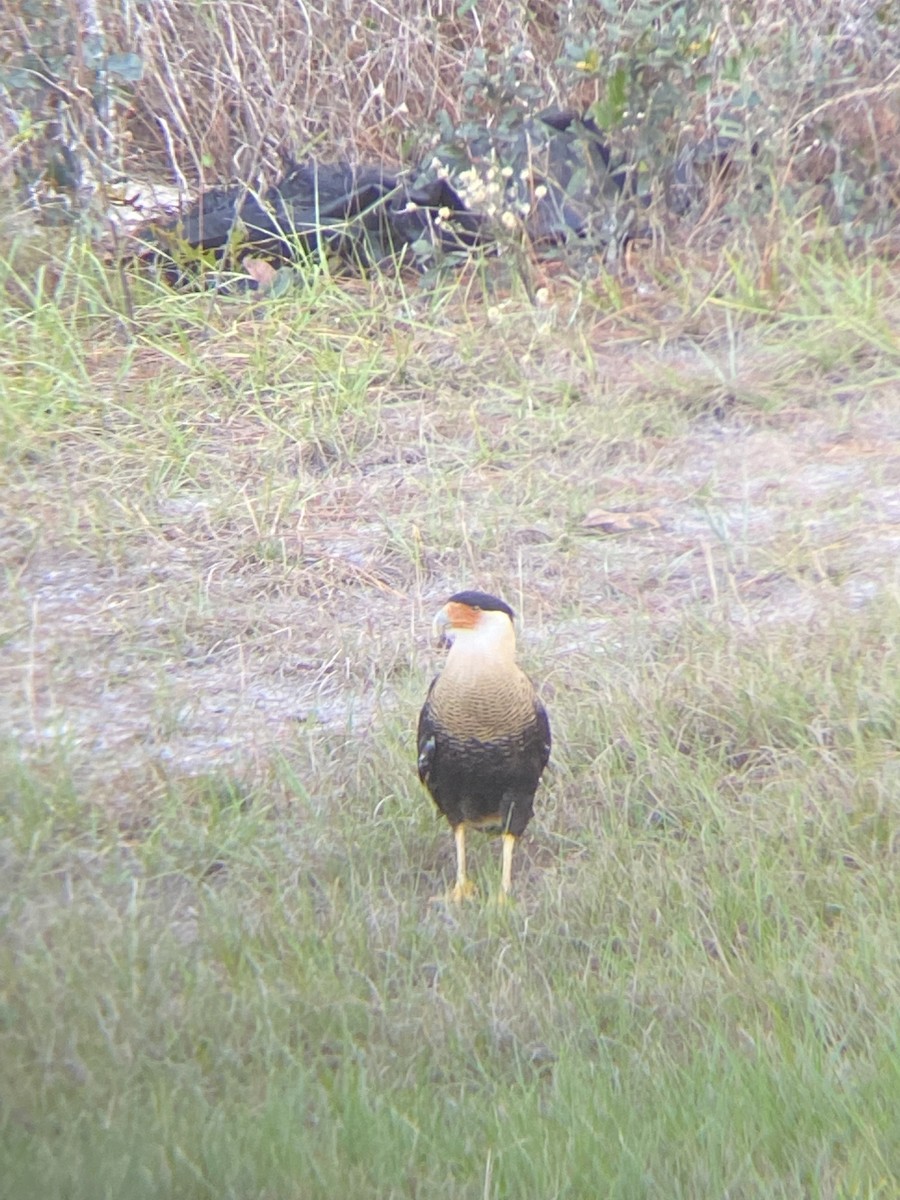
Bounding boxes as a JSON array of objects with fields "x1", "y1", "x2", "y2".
[
  {"x1": 823, "y1": 438, "x2": 900, "y2": 460},
  {"x1": 581, "y1": 506, "x2": 664, "y2": 534},
  {"x1": 244, "y1": 257, "x2": 278, "y2": 289}
]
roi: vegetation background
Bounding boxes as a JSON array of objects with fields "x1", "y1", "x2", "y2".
[{"x1": 1, "y1": 2, "x2": 899, "y2": 1197}]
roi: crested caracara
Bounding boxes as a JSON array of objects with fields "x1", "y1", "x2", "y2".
[{"x1": 417, "y1": 591, "x2": 551, "y2": 902}]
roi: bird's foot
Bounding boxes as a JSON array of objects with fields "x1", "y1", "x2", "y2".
[
  {"x1": 450, "y1": 878, "x2": 478, "y2": 903},
  {"x1": 430, "y1": 878, "x2": 477, "y2": 905}
]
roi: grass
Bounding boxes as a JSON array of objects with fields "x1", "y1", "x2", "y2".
[{"x1": 1, "y1": 225, "x2": 899, "y2": 1198}]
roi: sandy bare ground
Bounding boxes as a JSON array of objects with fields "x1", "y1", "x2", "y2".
[{"x1": 3, "y1": 327, "x2": 899, "y2": 807}]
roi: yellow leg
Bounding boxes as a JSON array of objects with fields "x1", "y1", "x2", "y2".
[
  {"x1": 446, "y1": 824, "x2": 476, "y2": 903},
  {"x1": 499, "y1": 832, "x2": 517, "y2": 901}
]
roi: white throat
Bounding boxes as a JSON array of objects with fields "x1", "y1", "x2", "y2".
[{"x1": 445, "y1": 610, "x2": 516, "y2": 671}]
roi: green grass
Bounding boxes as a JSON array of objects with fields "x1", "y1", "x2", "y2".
[
  {"x1": 2, "y1": 635, "x2": 898, "y2": 1199},
  {"x1": 1, "y1": 229, "x2": 899, "y2": 1198}
]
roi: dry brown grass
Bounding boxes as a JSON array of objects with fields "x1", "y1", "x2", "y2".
[
  {"x1": 124, "y1": 0, "x2": 569, "y2": 178},
  {"x1": 2, "y1": 0, "x2": 898, "y2": 252}
]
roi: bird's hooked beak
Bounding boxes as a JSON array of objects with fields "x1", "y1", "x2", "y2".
[{"x1": 432, "y1": 605, "x2": 453, "y2": 650}]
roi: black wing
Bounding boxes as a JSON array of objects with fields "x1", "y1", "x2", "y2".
[
  {"x1": 416, "y1": 679, "x2": 438, "y2": 785},
  {"x1": 534, "y1": 695, "x2": 552, "y2": 772}
]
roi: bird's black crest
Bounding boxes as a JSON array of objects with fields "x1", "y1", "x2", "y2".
[{"x1": 446, "y1": 590, "x2": 515, "y2": 620}]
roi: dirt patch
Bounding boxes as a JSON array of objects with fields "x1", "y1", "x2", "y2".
[{"x1": 2, "y1": 325, "x2": 898, "y2": 805}]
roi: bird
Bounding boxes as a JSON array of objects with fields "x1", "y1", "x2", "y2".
[{"x1": 417, "y1": 590, "x2": 551, "y2": 902}]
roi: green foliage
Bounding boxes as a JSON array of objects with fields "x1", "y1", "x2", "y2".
[
  {"x1": 565, "y1": 0, "x2": 719, "y2": 131},
  {"x1": 409, "y1": 0, "x2": 898, "y2": 255},
  {"x1": 559, "y1": 0, "x2": 899, "y2": 232}
]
